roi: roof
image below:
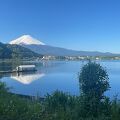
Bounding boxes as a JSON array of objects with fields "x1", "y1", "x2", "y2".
[{"x1": 18, "y1": 65, "x2": 36, "y2": 68}]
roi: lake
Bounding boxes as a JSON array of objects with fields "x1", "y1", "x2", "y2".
[{"x1": 0, "y1": 60, "x2": 120, "y2": 98}]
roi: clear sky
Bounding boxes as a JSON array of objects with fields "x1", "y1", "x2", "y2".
[{"x1": 0, "y1": 0, "x2": 120, "y2": 53}]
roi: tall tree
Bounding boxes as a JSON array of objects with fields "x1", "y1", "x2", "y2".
[{"x1": 79, "y1": 61, "x2": 110, "y2": 117}]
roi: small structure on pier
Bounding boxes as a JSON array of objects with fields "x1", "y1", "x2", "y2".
[{"x1": 16, "y1": 65, "x2": 36, "y2": 72}]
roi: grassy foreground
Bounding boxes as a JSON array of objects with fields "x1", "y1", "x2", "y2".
[{"x1": 0, "y1": 82, "x2": 120, "y2": 120}]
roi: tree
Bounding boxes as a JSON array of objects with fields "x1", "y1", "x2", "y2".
[
  {"x1": 79, "y1": 61, "x2": 110, "y2": 100},
  {"x1": 79, "y1": 61, "x2": 110, "y2": 117}
]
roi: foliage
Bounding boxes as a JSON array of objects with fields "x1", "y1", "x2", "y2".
[
  {"x1": 79, "y1": 61, "x2": 110, "y2": 118},
  {"x1": 79, "y1": 61, "x2": 110, "y2": 99},
  {"x1": 0, "y1": 42, "x2": 42, "y2": 59},
  {"x1": 7, "y1": 44, "x2": 42, "y2": 59},
  {"x1": 0, "y1": 42, "x2": 12, "y2": 59},
  {"x1": 0, "y1": 95, "x2": 43, "y2": 120},
  {"x1": 0, "y1": 82, "x2": 9, "y2": 94},
  {"x1": 0, "y1": 83, "x2": 120, "y2": 120}
]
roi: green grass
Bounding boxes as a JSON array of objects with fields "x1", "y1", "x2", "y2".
[{"x1": 0, "y1": 86, "x2": 120, "y2": 120}]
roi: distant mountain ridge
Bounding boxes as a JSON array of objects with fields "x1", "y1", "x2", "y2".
[
  {"x1": 22, "y1": 44, "x2": 119, "y2": 57},
  {"x1": 9, "y1": 35, "x2": 120, "y2": 57}
]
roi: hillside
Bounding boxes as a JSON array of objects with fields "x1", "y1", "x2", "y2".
[
  {"x1": 0, "y1": 42, "x2": 42, "y2": 59},
  {"x1": 0, "y1": 42, "x2": 12, "y2": 59},
  {"x1": 7, "y1": 44, "x2": 42, "y2": 59}
]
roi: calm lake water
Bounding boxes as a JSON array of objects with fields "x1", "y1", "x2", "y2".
[{"x1": 0, "y1": 60, "x2": 120, "y2": 98}]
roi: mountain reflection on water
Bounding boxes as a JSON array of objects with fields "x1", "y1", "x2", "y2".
[
  {"x1": 0, "y1": 61, "x2": 80, "y2": 97},
  {"x1": 11, "y1": 72, "x2": 45, "y2": 85}
]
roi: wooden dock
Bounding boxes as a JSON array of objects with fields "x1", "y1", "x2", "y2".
[{"x1": 0, "y1": 70, "x2": 17, "y2": 74}]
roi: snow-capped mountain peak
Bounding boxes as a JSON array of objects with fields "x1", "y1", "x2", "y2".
[{"x1": 9, "y1": 35, "x2": 45, "y2": 45}]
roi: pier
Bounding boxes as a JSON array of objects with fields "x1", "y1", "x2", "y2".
[{"x1": 0, "y1": 65, "x2": 36, "y2": 73}]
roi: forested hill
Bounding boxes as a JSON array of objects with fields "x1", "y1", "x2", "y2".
[
  {"x1": 0, "y1": 42, "x2": 42, "y2": 59},
  {"x1": 0, "y1": 42, "x2": 12, "y2": 59}
]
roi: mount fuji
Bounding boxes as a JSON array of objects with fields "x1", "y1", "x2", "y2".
[
  {"x1": 9, "y1": 35, "x2": 45, "y2": 45},
  {"x1": 9, "y1": 35, "x2": 120, "y2": 56}
]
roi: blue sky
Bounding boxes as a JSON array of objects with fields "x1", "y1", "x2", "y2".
[{"x1": 0, "y1": 0, "x2": 120, "y2": 53}]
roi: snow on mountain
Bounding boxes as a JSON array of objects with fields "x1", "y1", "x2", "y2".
[{"x1": 9, "y1": 35, "x2": 45, "y2": 45}]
